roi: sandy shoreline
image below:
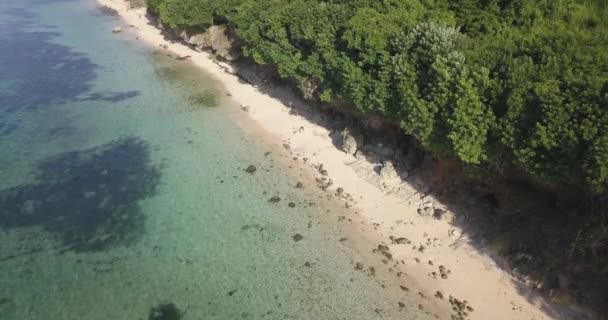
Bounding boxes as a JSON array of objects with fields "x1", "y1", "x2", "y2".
[{"x1": 96, "y1": 0, "x2": 585, "y2": 319}]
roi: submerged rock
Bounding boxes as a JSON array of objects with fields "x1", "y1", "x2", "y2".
[
  {"x1": 292, "y1": 234, "x2": 303, "y2": 242},
  {"x1": 0, "y1": 297, "x2": 16, "y2": 318},
  {"x1": 245, "y1": 165, "x2": 257, "y2": 173},
  {"x1": 20, "y1": 200, "x2": 38, "y2": 215},
  {"x1": 148, "y1": 303, "x2": 181, "y2": 320}
]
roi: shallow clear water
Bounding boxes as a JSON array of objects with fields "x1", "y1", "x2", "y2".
[{"x1": 0, "y1": 1, "x2": 431, "y2": 319}]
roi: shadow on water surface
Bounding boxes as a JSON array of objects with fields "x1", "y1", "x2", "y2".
[{"x1": 0, "y1": 137, "x2": 162, "y2": 253}]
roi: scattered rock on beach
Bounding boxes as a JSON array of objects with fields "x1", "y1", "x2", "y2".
[
  {"x1": 390, "y1": 236, "x2": 410, "y2": 245},
  {"x1": 435, "y1": 291, "x2": 444, "y2": 299},
  {"x1": 434, "y1": 208, "x2": 456, "y2": 222},
  {"x1": 318, "y1": 164, "x2": 328, "y2": 176},
  {"x1": 418, "y1": 206, "x2": 434, "y2": 217},
  {"x1": 374, "y1": 244, "x2": 393, "y2": 260},
  {"x1": 112, "y1": 26, "x2": 122, "y2": 33},
  {"x1": 448, "y1": 296, "x2": 474, "y2": 319}
]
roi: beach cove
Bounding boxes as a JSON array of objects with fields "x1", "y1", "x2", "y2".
[{"x1": 0, "y1": 0, "x2": 590, "y2": 319}]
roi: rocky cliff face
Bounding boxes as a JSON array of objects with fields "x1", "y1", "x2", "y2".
[
  {"x1": 149, "y1": 12, "x2": 242, "y2": 62},
  {"x1": 186, "y1": 26, "x2": 241, "y2": 61}
]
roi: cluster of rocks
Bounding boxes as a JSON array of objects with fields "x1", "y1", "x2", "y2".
[
  {"x1": 448, "y1": 295, "x2": 474, "y2": 320},
  {"x1": 416, "y1": 194, "x2": 456, "y2": 222},
  {"x1": 338, "y1": 126, "x2": 418, "y2": 188},
  {"x1": 354, "y1": 262, "x2": 376, "y2": 277},
  {"x1": 315, "y1": 177, "x2": 333, "y2": 191},
  {"x1": 389, "y1": 235, "x2": 411, "y2": 245},
  {"x1": 334, "y1": 187, "x2": 355, "y2": 204},
  {"x1": 438, "y1": 265, "x2": 451, "y2": 279},
  {"x1": 372, "y1": 244, "x2": 393, "y2": 261}
]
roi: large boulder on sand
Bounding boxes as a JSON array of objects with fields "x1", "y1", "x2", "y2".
[
  {"x1": 188, "y1": 25, "x2": 241, "y2": 61},
  {"x1": 340, "y1": 127, "x2": 364, "y2": 155},
  {"x1": 380, "y1": 161, "x2": 399, "y2": 179}
]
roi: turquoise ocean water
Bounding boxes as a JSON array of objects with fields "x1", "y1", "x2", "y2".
[{"x1": 0, "y1": 0, "x2": 431, "y2": 319}]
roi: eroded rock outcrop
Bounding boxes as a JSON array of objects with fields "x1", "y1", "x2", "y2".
[
  {"x1": 340, "y1": 127, "x2": 364, "y2": 155},
  {"x1": 187, "y1": 25, "x2": 241, "y2": 61},
  {"x1": 379, "y1": 161, "x2": 398, "y2": 180}
]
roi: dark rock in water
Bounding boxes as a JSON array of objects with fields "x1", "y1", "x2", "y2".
[
  {"x1": 20, "y1": 200, "x2": 38, "y2": 215},
  {"x1": 292, "y1": 234, "x2": 303, "y2": 242},
  {"x1": 295, "y1": 182, "x2": 304, "y2": 188},
  {"x1": 148, "y1": 303, "x2": 181, "y2": 320},
  {"x1": 98, "y1": 5, "x2": 118, "y2": 16},
  {"x1": 288, "y1": 202, "x2": 296, "y2": 208},
  {"x1": 0, "y1": 297, "x2": 16, "y2": 318},
  {"x1": 269, "y1": 196, "x2": 281, "y2": 203},
  {"x1": 245, "y1": 165, "x2": 257, "y2": 173}
]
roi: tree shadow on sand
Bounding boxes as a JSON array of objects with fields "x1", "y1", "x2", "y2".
[{"x1": 0, "y1": 137, "x2": 162, "y2": 253}]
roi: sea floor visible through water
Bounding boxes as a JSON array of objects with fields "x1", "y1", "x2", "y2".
[{"x1": 0, "y1": 0, "x2": 431, "y2": 319}]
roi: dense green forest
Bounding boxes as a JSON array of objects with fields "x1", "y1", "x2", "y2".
[{"x1": 146, "y1": 0, "x2": 608, "y2": 195}]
